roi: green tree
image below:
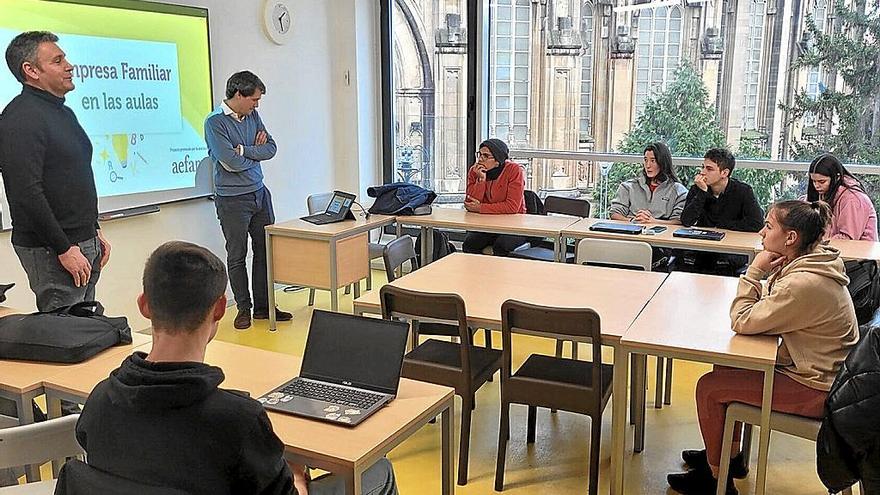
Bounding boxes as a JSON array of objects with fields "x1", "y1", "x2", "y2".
[
  {"x1": 596, "y1": 62, "x2": 725, "y2": 211},
  {"x1": 781, "y1": 0, "x2": 880, "y2": 163},
  {"x1": 595, "y1": 61, "x2": 798, "y2": 213}
]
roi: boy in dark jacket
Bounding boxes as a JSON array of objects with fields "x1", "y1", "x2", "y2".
[
  {"x1": 75, "y1": 241, "x2": 397, "y2": 495},
  {"x1": 678, "y1": 148, "x2": 764, "y2": 275}
]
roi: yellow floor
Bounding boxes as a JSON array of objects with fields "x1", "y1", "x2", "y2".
[{"x1": 215, "y1": 270, "x2": 836, "y2": 495}]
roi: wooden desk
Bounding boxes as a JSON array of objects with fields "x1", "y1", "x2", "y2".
[
  {"x1": 397, "y1": 208, "x2": 582, "y2": 263},
  {"x1": 353, "y1": 252, "x2": 667, "y2": 342},
  {"x1": 42, "y1": 340, "x2": 455, "y2": 495},
  {"x1": 610, "y1": 273, "x2": 779, "y2": 495},
  {"x1": 562, "y1": 217, "x2": 762, "y2": 262},
  {"x1": 265, "y1": 214, "x2": 396, "y2": 323},
  {"x1": 826, "y1": 238, "x2": 880, "y2": 261}
]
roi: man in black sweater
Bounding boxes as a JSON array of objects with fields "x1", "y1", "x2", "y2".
[
  {"x1": 678, "y1": 148, "x2": 763, "y2": 275},
  {"x1": 0, "y1": 31, "x2": 110, "y2": 311},
  {"x1": 75, "y1": 241, "x2": 397, "y2": 495}
]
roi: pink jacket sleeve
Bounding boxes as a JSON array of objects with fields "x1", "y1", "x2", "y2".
[
  {"x1": 480, "y1": 164, "x2": 525, "y2": 214},
  {"x1": 831, "y1": 189, "x2": 873, "y2": 240}
]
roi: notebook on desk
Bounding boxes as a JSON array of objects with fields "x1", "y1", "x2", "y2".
[
  {"x1": 673, "y1": 228, "x2": 726, "y2": 241},
  {"x1": 589, "y1": 222, "x2": 644, "y2": 235},
  {"x1": 258, "y1": 310, "x2": 409, "y2": 427}
]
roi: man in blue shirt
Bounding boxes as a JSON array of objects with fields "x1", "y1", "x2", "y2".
[{"x1": 205, "y1": 71, "x2": 291, "y2": 330}]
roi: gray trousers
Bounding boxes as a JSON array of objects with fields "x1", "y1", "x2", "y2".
[
  {"x1": 305, "y1": 458, "x2": 398, "y2": 495},
  {"x1": 13, "y1": 236, "x2": 102, "y2": 312},
  {"x1": 215, "y1": 187, "x2": 274, "y2": 314}
]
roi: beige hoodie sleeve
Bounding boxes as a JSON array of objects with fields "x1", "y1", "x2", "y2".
[{"x1": 730, "y1": 265, "x2": 803, "y2": 336}]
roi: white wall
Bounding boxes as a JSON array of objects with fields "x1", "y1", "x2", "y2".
[{"x1": 0, "y1": 0, "x2": 381, "y2": 330}]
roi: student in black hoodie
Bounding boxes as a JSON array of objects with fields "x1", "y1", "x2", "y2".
[{"x1": 75, "y1": 241, "x2": 398, "y2": 495}]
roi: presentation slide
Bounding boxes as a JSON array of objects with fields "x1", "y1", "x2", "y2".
[{"x1": 0, "y1": 0, "x2": 212, "y2": 228}]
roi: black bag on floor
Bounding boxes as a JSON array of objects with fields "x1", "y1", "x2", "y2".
[
  {"x1": 0, "y1": 301, "x2": 132, "y2": 363},
  {"x1": 844, "y1": 259, "x2": 880, "y2": 326},
  {"x1": 415, "y1": 230, "x2": 456, "y2": 264}
]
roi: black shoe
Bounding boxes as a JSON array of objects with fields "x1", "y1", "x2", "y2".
[
  {"x1": 253, "y1": 307, "x2": 293, "y2": 322},
  {"x1": 233, "y1": 309, "x2": 251, "y2": 330},
  {"x1": 681, "y1": 449, "x2": 749, "y2": 479},
  {"x1": 667, "y1": 468, "x2": 738, "y2": 495}
]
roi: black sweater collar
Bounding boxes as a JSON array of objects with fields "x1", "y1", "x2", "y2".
[
  {"x1": 486, "y1": 161, "x2": 506, "y2": 180},
  {"x1": 22, "y1": 84, "x2": 65, "y2": 106}
]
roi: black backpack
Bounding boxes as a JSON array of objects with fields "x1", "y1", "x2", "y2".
[
  {"x1": 844, "y1": 259, "x2": 880, "y2": 325},
  {"x1": 0, "y1": 301, "x2": 132, "y2": 363},
  {"x1": 415, "y1": 229, "x2": 456, "y2": 265}
]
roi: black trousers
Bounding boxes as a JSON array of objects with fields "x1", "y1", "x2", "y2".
[{"x1": 462, "y1": 232, "x2": 529, "y2": 257}]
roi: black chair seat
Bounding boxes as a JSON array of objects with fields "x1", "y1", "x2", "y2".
[
  {"x1": 407, "y1": 339, "x2": 502, "y2": 378},
  {"x1": 514, "y1": 354, "x2": 613, "y2": 392}
]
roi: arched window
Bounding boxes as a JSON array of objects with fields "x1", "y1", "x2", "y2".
[
  {"x1": 742, "y1": 0, "x2": 767, "y2": 130},
  {"x1": 579, "y1": 1, "x2": 594, "y2": 139},
  {"x1": 634, "y1": 5, "x2": 683, "y2": 117}
]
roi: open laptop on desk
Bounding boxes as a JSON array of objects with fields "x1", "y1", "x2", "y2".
[
  {"x1": 589, "y1": 222, "x2": 644, "y2": 235},
  {"x1": 258, "y1": 310, "x2": 409, "y2": 426},
  {"x1": 301, "y1": 191, "x2": 356, "y2": 225},
  {"x1": 674, "y1": 228, "x2": 726, "y2": 241}
]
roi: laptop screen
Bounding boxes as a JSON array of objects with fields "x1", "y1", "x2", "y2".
[
  {"x1": 326, "y1": 194, "x2": 346, "y2": 214},
  {"x1": 300, "y1": 311, "x2": 409, "y2": 395}
]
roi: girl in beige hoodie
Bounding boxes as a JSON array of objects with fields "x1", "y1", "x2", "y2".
[{"x1": 668, "y1": 200, "x2": 860, "y2": 495}]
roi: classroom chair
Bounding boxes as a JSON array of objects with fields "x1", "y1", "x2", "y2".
[
  {"x1": 508, "y1": 196, "x2": 591, "y2": 263},
  {"x1": 718, "y1": 403, "x2": 857, "y2": 495},
  {"x1": 494, "y1": 300, "x2": 612, "y2": 495},
  {"x1": 380, "y1": 285, "x2": 502, "y2": 486},
  {"x1": 575, "y1": 237, "x2": 675, "y2": 410},
  {"x1": 0, "y1": 415, "x2": 82, "y2": 494},
  {"x1": 54, "y1": 459, "x2": 190, "y2": 494},
  {"x1": 382, "y1": 235, "x2": 494, "y2": 350}
]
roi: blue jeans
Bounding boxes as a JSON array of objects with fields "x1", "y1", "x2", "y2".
[
  {"x1": 14, "y1": 236, "x2": 102, "y2": 312},
  {"x1": 215, "y1": 187, "x2": 275, "y2": 314}
]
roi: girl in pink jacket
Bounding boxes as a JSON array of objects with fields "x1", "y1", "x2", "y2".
[{"x1": 806, "y1": 153, "x2": 878, "y2": 241}]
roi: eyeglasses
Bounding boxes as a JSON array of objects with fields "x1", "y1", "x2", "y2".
[{"x1": 475, "y1": 152, "x2": 494, "y2": 160}]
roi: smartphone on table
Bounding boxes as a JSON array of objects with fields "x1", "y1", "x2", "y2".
[{"x1": 643, "y1": 225, "x2": 667, "y2": 235}]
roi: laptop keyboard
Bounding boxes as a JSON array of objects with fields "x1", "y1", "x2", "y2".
[{"x1": 281, "y1": 380, "x2": 384, "y2": 409}]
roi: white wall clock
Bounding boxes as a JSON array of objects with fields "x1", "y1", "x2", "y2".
[{"x1": 263, "y1": 0, "x2": 293, "y2": 45}]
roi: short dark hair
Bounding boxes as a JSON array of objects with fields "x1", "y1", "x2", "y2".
[
  {"x1": 225, "y1": 71, "x2": 266, "y2": 99},
  {"x1": 5, "y1": 31, "x2": 58, "y2": 84},
  {"x1": 771, "y1": 200, "x2": 833, "y2": 254},
  {"x1": 643, "y1": 142, "x2": 678, "y2": 183},
  {"x1": 704, "y1": 148, "x2": 736, "y2": 173},
  {"x1": 143, "y1": 241, "x2": 228, "y2": 333}
]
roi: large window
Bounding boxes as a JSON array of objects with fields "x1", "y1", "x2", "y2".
[
  {"x1": 381, "y1": 0, "x2": 880, "y2": 207},
  {"x1": 579, "y1": 1, "x2": 594, "y2": 142},
  {"x1": 634, "y1": 6, "x2": 683, "y2": 116},
  {"x1": 389, "y1": 0, "x2": 469, "y2": 195},
  {"x1": 741, "y1": 0, "x2": 766, "y2": 130}
]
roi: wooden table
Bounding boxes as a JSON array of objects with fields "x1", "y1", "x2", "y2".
[
  {"x1": 353, "y1": 253, "x2": 668, "y2": 342},
  {"x1": 397, "y1": 208, "x2": 582, "y2": 263},
  {"x1": 265, "y1": 214, "x2": 396, "y2": 323},
  {"x1": 827, "y1": 238, "x2": 880, "y2": 261},
  {"x1": 561, "y1": 217, "x2": 763, "y2": 262},
  {"x1": 42, "y1": 340, "x2": 455, "y2": 495},
  {"x1": 610, "y1": 272, "x2": 779, "y2": 495}
]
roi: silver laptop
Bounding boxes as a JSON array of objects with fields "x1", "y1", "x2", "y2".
[{"x1": 258, "y1": 310, "x2": 409, "y2": 427}]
